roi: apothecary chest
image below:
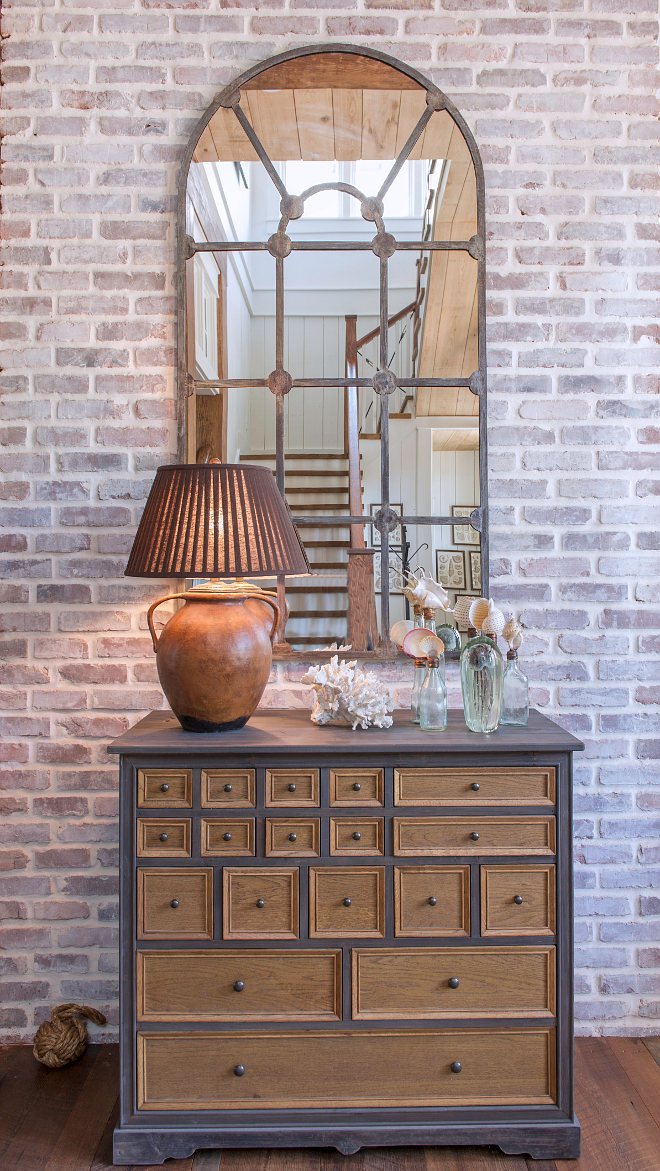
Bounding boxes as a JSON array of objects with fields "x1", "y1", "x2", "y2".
[{"x1": 109, "y1": 708, "x2": 582, "y2": 1164}]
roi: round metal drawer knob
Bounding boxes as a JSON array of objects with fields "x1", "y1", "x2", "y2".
[
  {"x1": 288, "y1": 833, "x2": 297, "y2": 842},
  {"x1": 256, "y1": 899, "x2": 265, "y2": 908},
  {"x1": 448, "y1": 978, "x2": 460, "y2": 989},
  {"x1": 223, "y1": 832, "x2": 232, "y2": 841},
  {"x1": 170, "y1": 899, "x2": 179, "y2": 908},
  {"x1": 514, "y1": 894, "x2": 524, "y2": 905},
  {"x1": 159, "y1": 833, "x2": 168, "y2": 842},
  {"x1": 353, "y1": 831, "x2": 361, "y2": 841},
  {"x1": 450, "y1": 1062, "x2": 462, "y2": 1074},
  {"x1": 234, "y1": 1065, "x2": 245, "y2": 1077},
  {"x1": 233, "y1": 981, "x2": 244, "y2": 993},
  {"x1": 471, "y1": 783, "x2": 480, "y2": 791},
  {"x1": 470, "y1": 831, "x2": 480, "y2": 841},
  {"x1": 160, "y1": 783, "x2": 169, "y2": 792},
  {"x1": 353, "y1": 783, "x2": 361, "y2": 791},
  {"x1": 287, "y1": 783, "x2": 296, "y2": 792},
  {"x1": 428, "y1": 897, "x2": 437, "y2": 907},
  {"x1": 224, "y1": 784, "x2": 232, "y2": 793},
  {"x1": 343, "y1": 898, "x2": 352, "y2": 907}
]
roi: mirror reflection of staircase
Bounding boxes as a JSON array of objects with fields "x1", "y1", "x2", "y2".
[{"x1": 242, "y1": 453, "x2": 357, "y2": 649}]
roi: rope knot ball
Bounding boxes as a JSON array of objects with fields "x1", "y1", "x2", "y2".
[{"x1": 33, "y1": 1003, "x2": 107, "y2": 1069}]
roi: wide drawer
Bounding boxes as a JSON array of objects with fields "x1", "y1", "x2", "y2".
[
  {"x1": 137, "y1": 1027, "x2": 556, "y2": 1110},
  {"x1": 309, "y1": 866, "x2": 385, "y2": 939},
  {"x1": 352, "y1": 946, "x2": 556, "y2": 1019},
  {"x1": 137, "y1": 949, "x2": 341, "y2": 1021},
  {"x1": 137, "y1": 868, "x2": 212, "y2": 940},
  {"x1": 394, "y1": 767, "x2": 556, "y2": 807},
  {"x1": 482, "y1": 865, "x2": 556, "y2": 936},
  {"x1": 222, "y1": 867, "x2": 298, "y2": 940},
  {"x1": 393, "y1": 816, "x2": 556, "y2": 856},
  {"x1": 394, "y1": 865, "x2": 470, "y2": 936}
]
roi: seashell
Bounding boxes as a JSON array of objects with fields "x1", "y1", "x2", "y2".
[
  {"x1": 502, "y1": 617, "x2": 524, "y2": 651},
  {"x1": 390, "y1": 619, "x2": 414, "y2": 647},
  {"x1": 453, "y1": 595, "x2": 475, "y2": 627},
  {"x1": 509, "y1": 629, "x2": 523, "y2": 651},
  {"x1": 481, "y1": 600, "x2": 505, "y2": 640},
  {"x1": 468, "y1": 597, "x2": 489, "y2": 631},
  {"x1": 301, "y1": 655, "x2": 394, "y2": 731}
]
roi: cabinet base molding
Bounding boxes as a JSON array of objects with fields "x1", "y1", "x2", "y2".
[{"x1": 113, "y1": 1116, "x2": 581, "y2": 1165}]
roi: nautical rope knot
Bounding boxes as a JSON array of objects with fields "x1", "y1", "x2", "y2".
[{"x1": 33, "y1": 1003, "x2": 107, "y2": 1069}]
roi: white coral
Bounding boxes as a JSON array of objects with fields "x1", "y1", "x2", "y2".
[{"x1": 301, "y1": 655, "x2": 394, "y2": 731}]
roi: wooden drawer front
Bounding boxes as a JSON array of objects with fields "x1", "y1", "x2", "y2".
[
  {"x1": 137, "y1": 949, "x2": 341, "y2": 1022},
  {"x1": 394, "y1": 767, "x2": 556, "y2": 807},
  {"x1": 393, "y1": 816, "x2": 556, "y2": 857},
  {"x1": 352, "y1": 946, "x2": 556, "y2": 1020},
  {"x1": 265, "y1": 769, "x2": 319, "y2": 807},
  {"x1": 200, "y1": 818, "x2": 254, "y2": 857},
  {"x1": 137, "y1": 1027, "x2": 556, "y2": 1110},
  {"x1": 137, "y1": 819, "x2": 191, "y2": 858},
  {"x1": 329, "y1": 769, "x2": 384, "y2": 806},
  {"x1": 201, "y1": 770, "x2": 255, "y2": 808},
  {"x1": 222, "y1": 867, "x2": 298, "y2": 940},
  {"x1": 137, "y1": 769, "x2": 192, "y2": 808},
  {"x1": 330, "y1": 817, "x2": 384, "y2": 856},
  {"x1": 309, "y1": 866, "x2": 385, "y2": 939},
  {"x1": 137, "y1": 868, "x2": 212, "y2": 940},
  {"x1": 394, "y1": 866, "x2": 470, "y2": 937},
  {"x1": 482, "y1": 865, "x2": 556, "y2": 936},
  {"x1": 265, "y1": 818, "x2": 320, "y2": 857}
]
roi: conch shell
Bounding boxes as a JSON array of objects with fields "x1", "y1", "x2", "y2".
[
  {"x1": 401, "y1": 574, "x2": 450, "y2": 613},
  {"x1": 502, "y1": 617, "x2": 524, "y2": 651}
]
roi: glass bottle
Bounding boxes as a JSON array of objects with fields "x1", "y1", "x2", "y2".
[
  {"x1": 419, "y1": 656, "x2": 447, "y2": 731},
  {"x1": 413, "y1": 605, "x2": 424, "y2": 628},
  {"x1": 460, "y1": 629, "x2": 503, "y2": 733},
  {"x1": 411, "y1": 656, "x2": 426, "y2": 725},
  {"x1": 500, "y1": 649, "x2": 529, "y2": 726},
  {"x1": 422, "y1": 607, "x2": 436, "y2": 632}
]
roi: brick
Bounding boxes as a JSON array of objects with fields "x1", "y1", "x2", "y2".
[
  {"x1": 34, "y1": 953, "x2": 88, "y2": 973},
  {"x1": 55, "y1": 769, "x2": 119, "y2": 791},
  {"x1": 35, "y1": 848, "x2": 91, "y2": 868},
  {"x1": 33, "y1": 901, "x2": 89, "y2": 920}
]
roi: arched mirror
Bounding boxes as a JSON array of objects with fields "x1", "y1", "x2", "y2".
[{"x1": 177, "y1": 45, "x2": 487, "y2": 658}]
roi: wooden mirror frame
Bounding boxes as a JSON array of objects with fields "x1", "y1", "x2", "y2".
[{"x1": 176, "y1": 43, "x2": 488, "y2": 659}]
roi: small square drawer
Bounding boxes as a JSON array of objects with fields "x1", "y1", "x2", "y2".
[
  {"x1": 223, "y1": 867, "x2": 299, "y2": 940},
  {"x1": 481, "y1": 865, "x2": 556, "y2": 937},
  {"x1": 309, "y1": 866, "x2": 385, "y2": 939},
  {"x1": 137, "y1": 769, "x2": 192, "y2": 808},
  {"x1": 394, "y1": 866, "x2": 470, "y2": 937},
  {"x1": 137, "y1": 819, "x2": 191, "y2": 858},
  {"x1": 137, "y1": 868, "x2": 212, "y2": 940},
  {"x1": 329, "y1": 817, "x2": 384, "y2": 856},
  {"x1": 201, "y1": 770, "x2": 255, "y2": 808},
  {"x1": 265, "y1": 819, "x2": 320, "y2": 857},
  {"x1": 329, "y1": 769, "x2": 384, "y2": 806},
  {"x1": 393, "y1": 816, "x2": 556, "y2": 856},
  {"x1": 393, "y1": 767, "x2": 556, "y2": 807},
  {"x1": 265, "y1": 770, "x2": 319, "y2": 807},
  {"x1": 201, "y1": 819, "x2": 255, "y2": 857}
]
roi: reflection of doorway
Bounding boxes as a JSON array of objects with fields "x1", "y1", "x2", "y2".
[{"x1": 189, "y1": 259, "x2": 228, "y2": 464}]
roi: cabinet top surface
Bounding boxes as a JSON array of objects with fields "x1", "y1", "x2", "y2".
[{"x1": 108, "y1": 708, "x2": 584, "y2": 756}]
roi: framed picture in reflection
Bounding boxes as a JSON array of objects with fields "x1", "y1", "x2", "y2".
[
  {"x1": 370, "y1": 503, "x2": 402, "y2": 548},
  {"x1": 373, "y1": 550, "x2": 404, "y2": 594},
  {"x1": 435, "y1": 550, "x2": 466, "y2": 591},
  {"x1": 451, "y1": 505, "x2": 480, "y2": 547},
  {"x1": 469, "y1": 550, "x2": 482, "y2": 592}
]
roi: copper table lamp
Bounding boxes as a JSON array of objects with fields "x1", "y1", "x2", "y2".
[{"x1": 125, "y1": 463, "x2": 310, "y2": 732}]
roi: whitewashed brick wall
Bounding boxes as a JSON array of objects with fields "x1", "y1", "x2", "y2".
[{"x1": 1, "y1": 0, "x2": 659, "y2": 1042}]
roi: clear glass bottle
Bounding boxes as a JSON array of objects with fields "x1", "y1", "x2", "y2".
[
  {"x1": 460, "y1": 630, "x2": 503, "y2": 733},
  {"x1": 411, "y1": 656, "x2": 426, "y2": 725},
  {"x1": 413, "y1": 605, "x2": 424, "y2": 628},
  {"x1": 419, "y1": 656, "x2": 447, "y2": 731},
  {"x1": 500, "y1": 649, "x2": 529, "y2": 726},
  {"x1": 423, "y1": 606, "x2": 446, "y2": 681}
]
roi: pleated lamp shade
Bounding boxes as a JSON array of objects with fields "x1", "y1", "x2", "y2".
[{"x1": 125, "y1": 463, "x2": 311, "y2": 579}]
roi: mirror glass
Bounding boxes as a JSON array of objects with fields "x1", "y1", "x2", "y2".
[{"x1": 185, "y1": 52, "x2": 482, "y2": 651}]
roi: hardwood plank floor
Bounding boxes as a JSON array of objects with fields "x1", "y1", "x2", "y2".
[{"x1": 1, "y1": 1039, "x2": 659, "y2": 1171}]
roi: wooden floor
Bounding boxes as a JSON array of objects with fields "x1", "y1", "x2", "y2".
[{"x1": 1, "y1": 1039, "x2": 660, "y2": 1171}]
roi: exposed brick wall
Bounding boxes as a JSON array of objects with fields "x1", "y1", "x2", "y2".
[{"x1": 1, "y1": 1, "x2": 659, "y2": 1042}]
